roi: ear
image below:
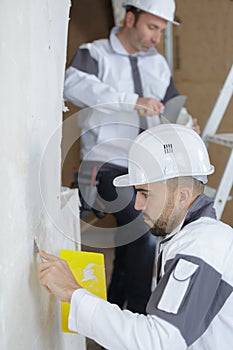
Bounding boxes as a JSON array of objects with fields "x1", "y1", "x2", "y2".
[
  {"x1": 125, "y1": 11, "x2": 136, "y2": 28},
  {"x1": 178, "y1": 186, "x2": 192, "y2": 210}
]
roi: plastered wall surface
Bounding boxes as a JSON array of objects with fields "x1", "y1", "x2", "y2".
[{"x1": 0, "y1": 1, "x2": 85, "y2": 349}]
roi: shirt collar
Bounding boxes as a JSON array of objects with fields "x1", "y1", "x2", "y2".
[
  {"x1": 159, "y1": 194, "x2": 216, "y2": 249},
  {"x1": 159, "y1": 219, "x2": 184, "y2": 250},
  {"x1": 182, "y1": 193, "x2": 216, "y2": 228}
]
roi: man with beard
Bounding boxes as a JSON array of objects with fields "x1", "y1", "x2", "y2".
[
  {"x1": 64, "y1": 0, "x2": 200, "y2": 315},
  {"x1": 38, "y1": 124, "x2": 233, "y2": 349}
]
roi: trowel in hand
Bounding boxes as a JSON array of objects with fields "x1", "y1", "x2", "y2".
[{"x1": 160, "y1": 95, "x2": 187, "y2": 124}]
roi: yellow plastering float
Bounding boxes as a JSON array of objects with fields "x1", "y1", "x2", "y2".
[{"x1": 60, "y1": 249, "x2": 107, "y2": 333}]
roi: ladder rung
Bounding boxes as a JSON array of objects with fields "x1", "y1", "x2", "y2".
[
  {"x1": 204, "y1": 185, "x2": 232, "y2": 201},
  {"x1": 205, "y1": 133, "x2": 233, "y2": 148}
]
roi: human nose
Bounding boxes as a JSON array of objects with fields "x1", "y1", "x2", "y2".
[
  {"x1": 152, "y1": 30, "x2": 161, "y2": 44},
  {"x1": 134, "y1": 193, "x2": 146, "y2": 211}
]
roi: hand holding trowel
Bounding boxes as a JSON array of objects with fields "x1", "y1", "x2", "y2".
[{"x1": 159, "y1": 95, "x2": 188, "y2": 124}]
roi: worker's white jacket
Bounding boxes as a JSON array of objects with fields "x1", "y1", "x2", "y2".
[
  {"x1": 64, "y1": 27, "x2": 177, "y2": 167},
  {"x1": 68, "y1": 195, "x2": 233, "y2": 349}
]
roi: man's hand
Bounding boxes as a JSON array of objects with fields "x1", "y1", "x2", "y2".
[
  {"x1": 38, "y1": 250, "x2": 80, "y2": 303},
  {"x1": 135, "y1": 97, "x2": 164, "y2": 117}
]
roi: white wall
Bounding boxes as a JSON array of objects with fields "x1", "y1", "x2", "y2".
[
  {"x1": 111, "y1": 0, "x2": 125, "y2": 25},
  {"x1": 0, "y1": 1, "x2": 85, "y2": 349}
]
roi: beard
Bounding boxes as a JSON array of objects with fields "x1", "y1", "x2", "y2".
[
  {"x1": 150, "y1": 223, "x2": 167, "y2": 237},
  {"x1": 149, "y1": 196, "x2": 179, "y2": 237}
]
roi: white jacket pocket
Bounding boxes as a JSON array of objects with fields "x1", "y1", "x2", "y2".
[{"x1": 158, "y1": 259, "x2": 199, "y2": 314}]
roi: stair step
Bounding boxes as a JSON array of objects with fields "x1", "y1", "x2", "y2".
[{"x1": 205, "y1": 133, "x2": 233, "y2": 148}]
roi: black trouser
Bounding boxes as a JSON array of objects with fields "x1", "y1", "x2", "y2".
[{"x1": 97, "y1": 167, "x2": 156, "y2": 314}]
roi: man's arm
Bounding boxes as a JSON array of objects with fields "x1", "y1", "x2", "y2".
[
  {"x1": 64, "y1": 46, "x2": 165, "y2": 117},
  {"x1": 38, "y1": 251, "x2": 187, "y2": 350},
  {"x1": 64, "y1": 46, "x2": 139, "y2": 112}
]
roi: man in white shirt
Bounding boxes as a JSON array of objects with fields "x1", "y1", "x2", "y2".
[
  {"x1": 64, "y1": 0, "x2": 200, "y2": 314},
  {"x1": 39, "y1": 124, "x2": 233, "y2": 350}
]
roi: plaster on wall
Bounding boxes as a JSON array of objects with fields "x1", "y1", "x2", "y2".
[
  {"x1": 111, "y1": 0, "x2": 125, "y2": 26},
  {"x1": 0, "y1": 1, "x2": 85, "y2": 349}
]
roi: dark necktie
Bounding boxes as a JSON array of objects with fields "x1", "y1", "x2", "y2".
[{"x1": 128, "y1": 56, "x2": 147, "y2": 133}]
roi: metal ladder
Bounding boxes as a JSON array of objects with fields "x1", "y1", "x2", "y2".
[{"x1": 202, "y1": 64, "x2": 233, "y2": 219}]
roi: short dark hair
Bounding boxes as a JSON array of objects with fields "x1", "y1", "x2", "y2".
[
  {"x1": 125, "y1": 5, "x2": 142, "y2": 25},
  {"x1": 167, "y1": 177, "x2": 204, "y2": 196}
]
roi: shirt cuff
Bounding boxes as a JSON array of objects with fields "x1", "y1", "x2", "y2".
[{"x1": 123, "y1": 93, "x2": 139, "y2": 111}]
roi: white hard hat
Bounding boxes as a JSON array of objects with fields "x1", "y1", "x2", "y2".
[
  {"x1": 122, "y1": 0, "x2": 180, "y2": 25},
  {"x1": 113, "y1": 124, "x2": 214, "y2": 187}
]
